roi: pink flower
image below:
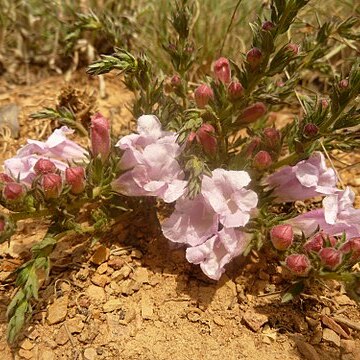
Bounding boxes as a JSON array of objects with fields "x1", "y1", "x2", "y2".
[
  {"x1": 90, "y1": 113, "x2": 111, "y2": 161},
  {"x1": 112, "y1": 115, "x2": 186, "y2": 203},
  {"x1": 213, "y1": 57, "x2": 231, "y2": 84},
  {"x1": 116, "y1": 115, "x2": 179, "y2": 170},
  {"x1": 4, "y1": 126, "x2": 88, "y2": 185},
  {"x1": 201, "y1": 169, "x2": 258, "y2": 228},
  {"x1": 266, "y1": 152, "x2": 337, "y2": 202},
  {"x1": 289, "y1": 187, "x2": 360, "y2": 238},
  {"x1": 113, "y1": 143, "x2": 186, "y2": 203},
  {"x1": 186, "y1": 228, "x2": 250, "y2": 280},
  {"x1": 161, "y1": 195, "x2": 219, "y2": 247}
]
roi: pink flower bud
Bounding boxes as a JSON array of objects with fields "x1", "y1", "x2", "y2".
[
  {"x1": 34, "y1": 158, "x2": 56, "y2": 175},
  {"x1": 196, "y1": 124, "x2": 217, "y2": 155},
  {"x1": 339, "y1": 79, "x2": 349, "y2": 89},
  {"x1": 319, "y1": 248, "x2": 343, "y2": 270},
  {"x1": 237, "y1": 102, "x2": 267, "y2": 124},
  {"x1": 253, "y1": 150, "x2": 272, "y2": 170},
  {"x1": 245, "y1": 137, "x2": 261, "y2": 157},
  {"x1": 270, "y1": 224, "x2": 294, "y2": 250},
  {"x1": 42, "y1": 173, "x2": 62, "y2": 199},
  {"x1": 303, "y1": 123, "x2": 319, "y2": 138},
  {"x1": 65, "y1": 167, "x2": 86, "y2": 194},
  {"x1": 286, "y1": 43, "x2": 299, "y2": 55},
  {"x1": 320, "y1": 99, "x2": 329, "y2": 109},
  {"x1": 213, "y1": 57, "x2": 231, "y2": 84},
  {"x1": 90, "y1": 113, "x2": 111, "y2": 162},
  {"x1": 0, "y1": 173, "x2": 13, "y2": 183},
  {"x1": 262, "y1": 21, "x2": 275, "y2": 31},
  {"x1": 285, "y1": 254, "x2": 311, "y2": 276},
  {"x1": 246, "y1": 48, "x2": 263, "y2": 69},
  {"x1": 171, "y1": 75, "x2": 181, "y2": 88},
  {"x1": 194, "y1": 84, "x2": 214, "y2": 108},
  {"x1": 304, "y1": 232, "x2": 337, "y2": 253},
  {"x1": 340, "y1": 238, "x2": 360, "y2": 262},
  {"x1": 263, "y1": 127, "x2": 281, "y2": 149},
  {"x1": 228, "y1": 81, "x2": 244, "y2": 100},
  {"x1": 3, "y1": 182, "x2": 24, "y2": 201}
]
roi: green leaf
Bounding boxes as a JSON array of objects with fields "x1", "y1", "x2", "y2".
[{"x1": 7, "y1": 299, "x2": 29, "y2": 343}]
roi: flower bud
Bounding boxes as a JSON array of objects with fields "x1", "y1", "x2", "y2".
[
  {"x1": 253, "y1": 150, "x2": 272, "y2": 170},
  {"x1": 285, "y1": 43, "x2": 299, "y2": 55},
  {"x1": 34, "y1": 158, "x2": 56, "y2": 175},
  {"x1": 42, "y1": 173, "x2": 62, "y2": 199},
  {"x1": 262, "y1": 21, "x2": 275, "y2": 31},
  {"x1": 196, "y1": 124, "x2": 217, "y2": 155},
  {"x1": 245, "y1": 137, "x2": 261, "y2": 157},
  {"x1": 213, "y1": 57, "x2": 231, "y2": 84},
  {"x1": 319, "y1": 248, "x2": 343, "y2": 270},
  {"x1": 237, "y1": 102, "x2": 267, "y2": 124},
  {"x1": 339, "y1": 79, "x2": 349, "y2": 89},
  {"x1": 304, "y1": 232, "x2": 337, "y2": 253},
  {"x1": 303, "y1": 123, "x2": 319, "y2": 138},
  {"x1": 285, "y1": 254, "x2": 311, "y2": 276},
  {"x1": 270, "y1": 224, "x2": 294, "y2": 251},
  {"x1": 320, "y1": 99, "x2": 329, "y2": 109},
  {"x1": 0, "y1": 218, "x2": 4, "y2": 232},
  {"x1": 3, "y1": 182, "x2": 24, "y2": 201},
  {"x1": 228, "y1": 81, "x2": 244, "y2": 101},
  {"x1": 263, "y1": 127, "x2": 280, "y2": 149},
  {"x1": 65, "y1": 167, "x2": 86, "y2": 194},
  {"x1": 90, "y1": 113, "x2": 111, "y2": 162},
  {"x1": 171, "y1": 74, "x2": 181, "y2": 88},
  {"x1": 194, "y1": 84, "x2": 214, "y2": 109},
  {"x1": 340, "y1": 238, "x2": 360, "y2": 262},
  {"x1": 246, "y1": 48, "x2": 263, "y2": 69},
  {"x1": 0, "y1": 173, "x2": 13, "y2": 183}
]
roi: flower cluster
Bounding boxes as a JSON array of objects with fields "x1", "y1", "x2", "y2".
[
  {"x1": 3, "y1": 126, "x2": 88, "y2": 186},
  {"x1": 162, "y1": 169, "x2": 257, "y2": 280}
]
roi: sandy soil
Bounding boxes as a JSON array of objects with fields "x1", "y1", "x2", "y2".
[{"x1": 0, "y1": 72, "x2": 359, "y2": 360}]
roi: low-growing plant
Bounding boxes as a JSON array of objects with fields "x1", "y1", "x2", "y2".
[{"x1": 1, "y1": 0, "x2": 360, "y2": 344}]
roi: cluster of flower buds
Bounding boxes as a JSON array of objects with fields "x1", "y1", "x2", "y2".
[
  {"x1": 194, "y1": 56, "x2": 247, "y2": 110},
  {"x1": 32, "y1": 158, "x2": 86, "y2": 199},
  {"x1": 244, "y1": 126, "x2": 281, "y2": 170},
  {"x1": 269, "y1": 225, "x2": 360, "y2": 277}
]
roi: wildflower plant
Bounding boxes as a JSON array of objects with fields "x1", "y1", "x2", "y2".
[{"x1": 1, "y1": 0, "x2": 360, "y2": 343}]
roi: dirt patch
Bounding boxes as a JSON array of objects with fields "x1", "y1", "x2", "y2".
[{"x1": 0, "y1": 73, "x2": 359, "y2": 360}]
